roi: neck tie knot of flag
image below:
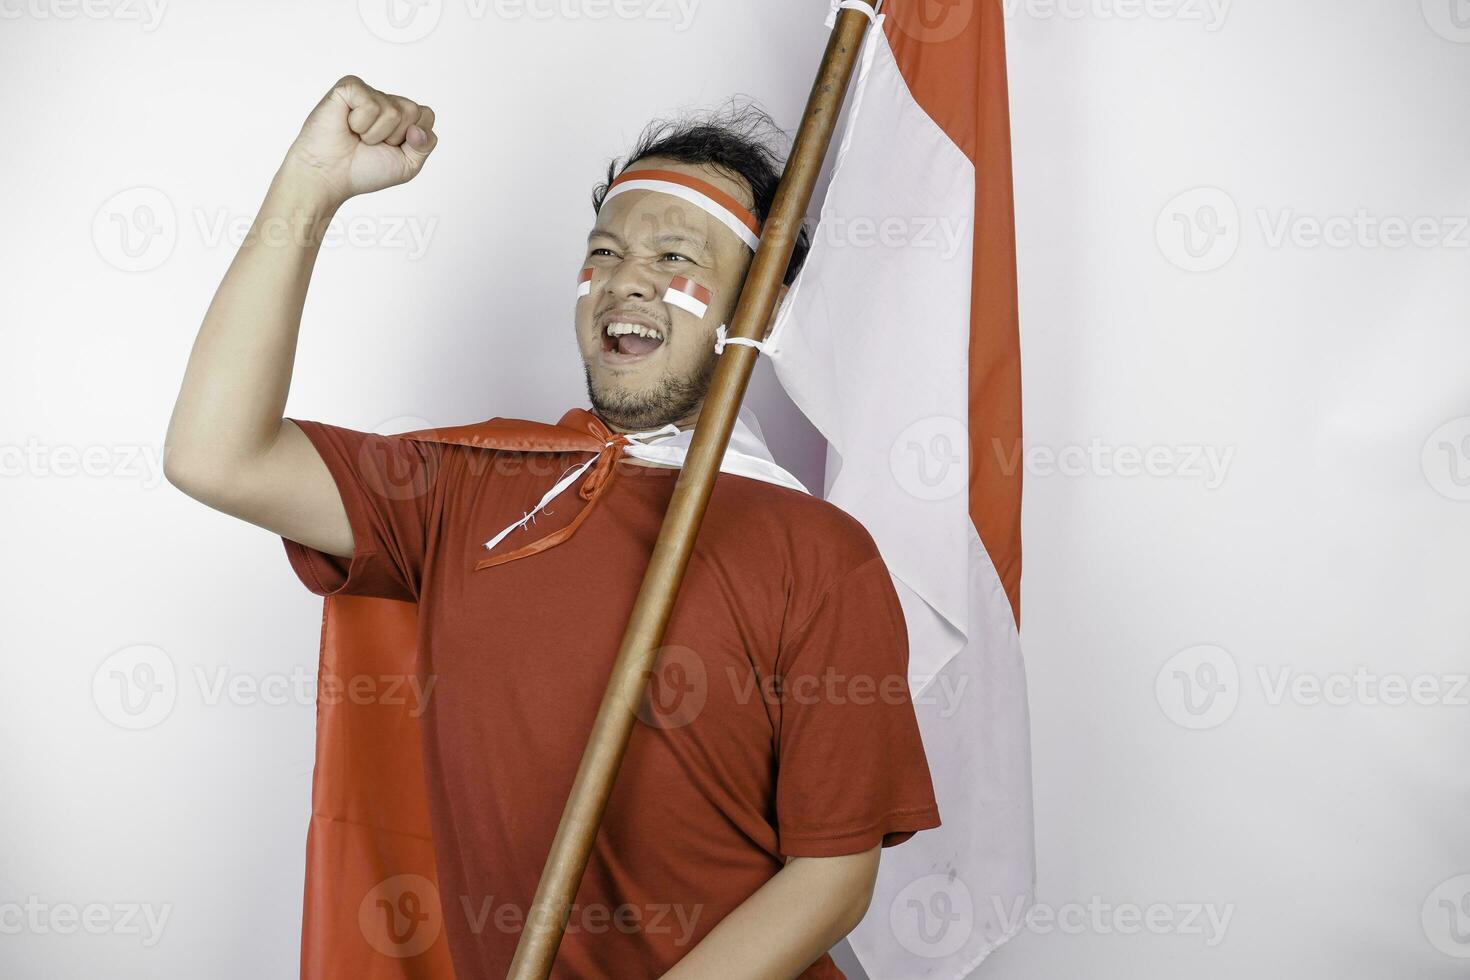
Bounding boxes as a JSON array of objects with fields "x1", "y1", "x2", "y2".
[
  {"x1": 474, "y1": 415, "x2": 690, "y2": 571},
  {"x1": 577, "y1": 435, "x2": 628, "y2": 502}
]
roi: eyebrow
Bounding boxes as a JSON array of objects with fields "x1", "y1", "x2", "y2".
[{"x1": 587, "y1": 228, "x2": 713, "y2": 259}]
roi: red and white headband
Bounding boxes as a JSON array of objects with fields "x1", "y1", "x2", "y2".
[{"x1": 600, "y1": 167, "x2": 763, "y2": 252}]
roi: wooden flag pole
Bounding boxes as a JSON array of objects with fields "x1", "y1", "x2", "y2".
[{"x1": 506, "y1": 4, "x2": 878, "y2": 976}]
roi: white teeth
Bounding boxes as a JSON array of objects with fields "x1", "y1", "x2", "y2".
[{"x1": 605, "y1": 321, "x2": 664, "y2": 341}]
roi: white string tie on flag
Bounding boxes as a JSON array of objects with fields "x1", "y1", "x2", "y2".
[
  {"x1": 824, "y1": 0, "x2": 880, "y2": 29},
  {"x1": 714, "y1": 323, "x2": 768, "y2": 355},
  {"x1": 481, "y1": 423, "x2": 681, "y2": 553}
]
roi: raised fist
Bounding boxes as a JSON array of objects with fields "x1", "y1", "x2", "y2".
[{"x1": 282, "y1": 74, "x2": 438, "y2": 206}]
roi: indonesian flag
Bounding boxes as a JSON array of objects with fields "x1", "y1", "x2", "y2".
[
  {"x1": 765, "y1": 1, "x2": 1034, "y2": 975},
  {"x1": 663, "y1": 274, "x2": 712, "y2": 319}
]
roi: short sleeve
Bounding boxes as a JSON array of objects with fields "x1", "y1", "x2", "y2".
[
  {"x1": 280, "y1": 417, "x2": 445, "y2": 603},
  {"x1": 774, "y1": 556, "x2": 942, "y2": 857}
]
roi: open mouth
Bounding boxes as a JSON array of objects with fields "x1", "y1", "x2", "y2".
[{"x1": 600, "y1": 317, "x2": 666, "y2": 365}]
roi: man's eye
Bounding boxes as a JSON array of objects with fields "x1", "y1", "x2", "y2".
[
  {"x1": 662, "y1": 253, "x2": 691, "y2": 263},
  {"x1": 590, "y1": 247, "x2": 616, "y2": 257}
]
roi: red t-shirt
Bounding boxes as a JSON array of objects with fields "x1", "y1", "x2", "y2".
[{"x1": 281, "y1": 417, "x2": 942, "y2": 979}]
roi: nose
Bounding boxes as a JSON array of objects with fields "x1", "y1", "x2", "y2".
[{"x1": 602, "y1": 253, "x2": 660, "y2": 305}]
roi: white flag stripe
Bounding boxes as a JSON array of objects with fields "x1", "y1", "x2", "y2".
[{"x1": 663, "y1": 286, "x2": 708, "y2": 319}]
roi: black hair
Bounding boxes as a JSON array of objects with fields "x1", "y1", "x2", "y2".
[{"x1": 590, "y1": 98, "x2": 811, "y2": 286}]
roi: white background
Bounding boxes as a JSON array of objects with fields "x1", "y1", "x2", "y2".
[{"x1": 3, "y1": 0, "x2": 1468, "y2": 977}]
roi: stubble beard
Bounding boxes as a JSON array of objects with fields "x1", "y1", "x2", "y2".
[{"x1": 584, "y1": 349, "x2": 717, "y2": 432}]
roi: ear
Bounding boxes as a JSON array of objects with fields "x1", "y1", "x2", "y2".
[{"x1": 762, "y1": 282, "x2": 790, "y2": 340}]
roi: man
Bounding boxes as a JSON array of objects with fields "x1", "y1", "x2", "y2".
[{"x1": 164, "y1": 75, "x2": 941, "y2": 979}]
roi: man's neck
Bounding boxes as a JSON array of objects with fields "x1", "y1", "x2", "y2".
[
  {"x1": 595, "y1": 405, "x2": 701, "y2": 470},
  {"x1": 596, "y1": 406, "x2": 702, "y2": 435}
]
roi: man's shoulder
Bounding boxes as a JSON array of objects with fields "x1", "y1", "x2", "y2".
[
  {"x1": 714, "y1": 478, "x2": 905, "y2": 654},
  {"x1": 714, "y1": 472, "x2": 885, "y2": 574}
]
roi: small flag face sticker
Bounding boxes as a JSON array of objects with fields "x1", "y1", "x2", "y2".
[
  {"x1": 576, "y1": 266, "x2": 593, "y2": 298},
  {"x1": 663, "y1": 275, "x2": 712, "y2": 319}
]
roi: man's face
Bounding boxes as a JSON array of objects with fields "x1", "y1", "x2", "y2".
[{"x1": 575, "y1": 157, "x2": 755, "y2": 432}]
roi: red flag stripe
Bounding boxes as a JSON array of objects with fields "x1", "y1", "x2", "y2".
[{"x1": 883, "y1": 0, "x2": 1023, "y2": 625}]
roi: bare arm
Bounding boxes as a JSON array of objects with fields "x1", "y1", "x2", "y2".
[
  {"x1": 658, "y1": 845, "x2": 881, "y2": 980},
  {"x1": 163, "y1": 75, "x2": 439, "y2": 558}
]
